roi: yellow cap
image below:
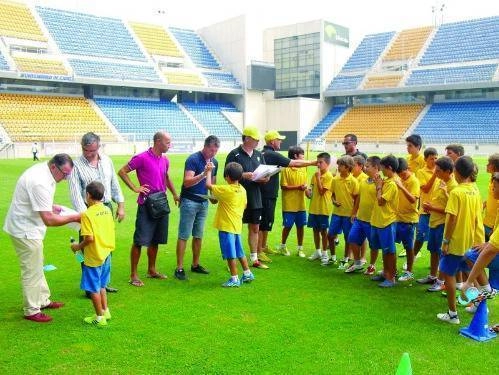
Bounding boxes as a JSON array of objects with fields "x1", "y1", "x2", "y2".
[
  {"x1": 242, "y1": 126, "x2": 262, "y2": 141},
  {"x1": 264, "y1": 130, "x2": 286, "y2": 142}
]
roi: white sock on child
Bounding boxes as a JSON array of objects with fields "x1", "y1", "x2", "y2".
[{"x1": 250, "y1": 253, "x2": 258, "y2": 262}]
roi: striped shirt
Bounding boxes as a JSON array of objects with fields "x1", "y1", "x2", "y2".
[{"x1": 69, "y1": 153, "x2": 124, "y2": 213}]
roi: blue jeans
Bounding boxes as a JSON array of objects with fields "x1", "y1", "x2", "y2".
[{"x1": 178, "y1": 198, "x2": 208, "y2": 240}]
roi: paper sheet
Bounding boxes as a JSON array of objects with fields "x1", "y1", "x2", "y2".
[
  {"x1": 59, "y1": 205, "x2": 81, "y2": 231},
  {"x1": 251, "y1": 164, "x2": 281, "y2": 181}
]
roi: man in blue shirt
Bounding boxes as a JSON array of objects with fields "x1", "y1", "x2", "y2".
[{"x1": 174, "y1": 136, "x2": 219, "y2": 280}]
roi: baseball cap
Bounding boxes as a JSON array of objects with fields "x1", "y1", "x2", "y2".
[
  {"x1": 264, "y1": 130, "x2": 286, "y2": 143},
  {"x1": 242, "y1": 126, "x2": 262, "y2": 141}
]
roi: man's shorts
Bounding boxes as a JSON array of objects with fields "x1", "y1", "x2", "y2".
[
  {"x1": 260, "y1": 198, "x2": 277, "y2": 231},
  {"x1": 395, "y1": 222, "x2": 416, "y2": 250},
  {"x1": 219, "y1": 231, "x2": 245, "y2": 260},
  {"x1": 282, "y1": 211, "x2": 307, "y2": 228},
  {"x1": 439, "y1": 254, "x2": 464, "y2": 276},
  {"x1": 370, "y1": 223, "x2": 396, "y2": 254},
  {"x1": 348, "y1": 219, "x2": 371, "y2": 246},
  {"x1": 178, "y1": 198, "x2": 208, "y2": 240},
  {"x1": 307, "y1": 214, "x2": 329, "y2": 230},
  {"x1": 328, "y1": 214, "x2": 352, "y2": 240},
  {"x1": 133, "y1": 204, "x2": 169, "y2": 246},
  {"x1": 415, "y1": 214, "x2": 430, "y2": 243},
  {"x1": 81, "y1": 256, "x2": 111, "y2": 294},
  {"x1": 427, "y1": 224, "x2": 444, "y2": 255},
  {"x1": 462, "y1": 249, "x2": 499, "y2": 289},
  {"x1": 243, "y1": 208, "x2": 262, "y2": 225}
]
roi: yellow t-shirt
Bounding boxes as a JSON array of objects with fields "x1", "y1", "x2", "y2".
[
  {"x1": 281, "y1": 166, "x2": 307, "y2": 212},
  {"x1": 429, "y1": 177, "x2": 458, "y2": 228},
  {"x1": 309, "y1": 171, "x2": 333, "y2": 216},
  {"x1": 354, "y1": 172, "x2": 368, "y2": 183},
  {"x1": 490, "y1": 209, "x2": 499, "y2": 249},
  {"x1": 81, "y1": 203, "x2": 115, "y2": 267},
  {"x1": 396, "y1": 173, "x2": 420, "y2": 223},
  {"x1": 371, "y1": 176, "x2": 399, "y2": 228},
  {"x1": 407, "y1": 153, "x2": 425, "y2": 174},
  {"x1": 357, "y1": 177, "x2": 376, "y2": 222},
  {"x1": 332, "y1": 174, "x2": 359, "y2": 217},
  {"x1": 445, "y1": 182, "x2": 484, "y2": 255},
  {"x1": 211, "y1": 184, "x2": 247, "y2": 234},
  {"x1": 416, "y1": 166, "x2": 437, "y2": 214},
  {"x1": 484, "y1": 180, "x2": 498, "y2": 228}
]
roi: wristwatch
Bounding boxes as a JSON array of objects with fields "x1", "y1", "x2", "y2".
[{"x1": 442, "y1": 238, "x2": 450, "y2": 245}]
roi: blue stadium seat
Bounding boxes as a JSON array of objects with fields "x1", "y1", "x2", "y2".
[
  {"x1": 406, "y1": 64, "x2": 497, "y2": 86},
  {"x1": 303, "y1": 105, "x2": 347, "y2": 141},
  {"x1": 36, "y1": 7, "x2": 146, "y2": 61},
  {"x1": 327, "y1": 75, "x2": 364, "y2": 91},
  {"x1": 413, "y1": 101, "x2": 499, "y2": 143},
  {"x1": 340, "y1": 32, "x2": 395, "y2": 72},
  {"x1": 169, "y1": 27, "x2": 220, "y2": 69},
  {"x1": 203, "y1": 71, "x2": 241, "y2": 89},
  {"x1": 70, "y1": 59, "x2": 160, "y2": 82},
  {"x1": 0, "y1": 50, "x2": 9, "y2": 71}
]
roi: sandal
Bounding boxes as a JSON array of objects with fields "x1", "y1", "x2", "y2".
[
  {"x1": 129, "y1": 279, "x2": 144, "y2": 287},
  {"x1": 146, "y1": 272, "x2": 167, "y2": 279}
]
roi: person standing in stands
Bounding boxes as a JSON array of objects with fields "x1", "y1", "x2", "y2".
[
  {"x1": 174, "y1": 135, "x2": 220, "y2": 280},
  {"x1": 342, "y1": 134, "x2": 367, "y2": 160},
  {"x1": 32, "y1": 142, "x2": 39, "y2": 161},
  {"x1": 69, "y1": 132, "x2": 125, "y2": 294},
  {"x1": 118, "y1": 131, "x2": 179, "y2": 286},
  {"x1": 4, "y1": 154, "x2": 81, "y2": 323}
]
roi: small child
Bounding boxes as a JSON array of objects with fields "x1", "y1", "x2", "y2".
[
  {"x1": 306, "y1": 152, "x2": 334, "y2": 265},
  {"x1": 71, "y1": 181, "x2": 115, "y2": 327},
  {"x1": 206, "y1": 162, "x2": 255, "y2": 287},
  {"x1": 279, "y1": 146, "x2": 308, "y2": 257},
  {"x1": 406, "y1": 134, "x2": 425, "y2": 174},
  {"x1": 437, "y1": 156, "x2": 484, "y2": 324},
  {"x1": 352, "y1": 155, "x2": 368, "y2": 182},
  {"x1": 328, "y1": 156, "x2": 360, "y2": 269}
]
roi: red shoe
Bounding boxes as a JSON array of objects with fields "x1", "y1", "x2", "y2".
[
  {"x1": 24, "y1": 312, "x2": 52, "y2": 323},
  {"x1": 252, "y1": 260, "x2": 269, "y2": 269},
  {"x1": 42, "y1": 301, "x2": 65, "y2": 309},
  {"x1": 364, "y1": 265, "x2": 376, "y2": 275}
]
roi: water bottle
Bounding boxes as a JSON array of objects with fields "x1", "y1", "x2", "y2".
[{"x1": 70, "y1": 237, "x2": 84, "y2": 263}]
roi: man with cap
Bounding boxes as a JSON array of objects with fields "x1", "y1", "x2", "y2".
[
  {"x1": 342, "y1": 134, "x2": 367, "y2": 160},
  {"x1": 225, "y1": 126, "x2": 269, "y2": 269},
  {"x1": 258, "y1": 130, "x2": 316, "y2": 261}
]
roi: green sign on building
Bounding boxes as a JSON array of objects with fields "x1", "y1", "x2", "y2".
[{"x1": 324, "y1": 21, "x2": 349, "y2": 47}]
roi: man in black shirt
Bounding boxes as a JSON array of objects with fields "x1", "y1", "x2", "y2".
[{"x1": 342, "y1": 134, "x2": 367, "y2": 160}]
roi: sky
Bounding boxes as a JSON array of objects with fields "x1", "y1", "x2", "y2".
[{"x1": 32, "y1": 0, "x2": 497, "y2": 51}]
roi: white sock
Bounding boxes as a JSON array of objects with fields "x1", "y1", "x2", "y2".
[
  {"x1": 448, "y1": 310, "x2": 457, "y2": 317},
  {"x1": 297, "y1": 245, "x2": 303, "y2": 251},
  {"x1": 231, "y1": 275, "x2": 239, "y2": 282},
  {"x1": 280, "y1": 244, "x2": 286, "y2": 249},
  {"x1": 315, "y1": 249, "x2": 322, "y2": 255},
  {"x1": 96, "y1": 315, "x2": 103, "y2": 322},
  {"x1": 243, "y1": 270, "x2": 251, "y2": 276},
  {"x1": 331, "y1": 254, "x2": 337, "y2": 261},
  {"x1": 322, "y1": 251, "x2": 328, "y2": 258},
  {"x1": 250, "y1": 253, "x2": 258, "y2": 262},
  {"x1": 456, "y1": 282, "x2": 464, "y2": 289}
]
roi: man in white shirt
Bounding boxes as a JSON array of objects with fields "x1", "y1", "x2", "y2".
[{"x1": 4, "y1": 154, "x2": 81, "y2": 323}]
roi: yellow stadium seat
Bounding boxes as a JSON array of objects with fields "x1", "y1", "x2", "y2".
[
  {"x1": 13, "y1": 56, "x2": 69, "y2": 75},
  {"x1": 130, "y1": 21, "x2": 183, "y2": 57},
  {"x1": 164, "y1": 71, "x2": 204, "y2": 86},
  {"x1": 363, "y1": 74, "x2": 403, "y2": 89},
  {"x1": 383, "y1": 27, "x2": 433, "y2": 61},
  {"x1": 0, "y1": 0, "x2": 47, "y2": 41}
]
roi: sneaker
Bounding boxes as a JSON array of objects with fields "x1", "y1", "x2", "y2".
[
  {"x1": 191, "y1": 264, "x2": 209, "y2": 274},
  {"x1": 83, "y1": 315, "x2": 108, "y2": 328},
  {"x1": 278, "y1": 246, "x2": 291, "y2": 256},
  {"x1": 364, "y1": 264, "x2": 376, "y2": 275},
  {"x1": 308, "y1": 251, "x2": 322, "y2": 261},
  {"x1": 252, "y1": 260, "x2": 269, "y2": 269},
  {"x1": 398, "y1": 250, "x2": 407, "y2": 258},
  {"x1": 371, "y1": 274, "x2": 385, "y2": 282},
  {"x1": 263, "y1": 246, "x2": 277, "y2": 255},
  {"x1": 379, "y1": 280, "x2": 395, "y2": 288},
  {"x1": 241, "y1": 273, "x2": 255, "y2": 283},
  {"x1": 338, "y1": 262, "x2": 348, "y2": 270},
  {"x1": 174, "y1": 268, "x2": 187, "y2": 280},
  {"x1": 297, "y1": 250, "x2": 306, "y2": 258},
  {"x1": 398, "y1": 271, "x2": 414, "y2": 282},
  {"x1": 436, "y1": 312, "x2": 460, "y2": 324},
  {"x1": 41, "y1": 301, "x2": 64, "y2": 309},
  {"x1": 417, "y1": 275, "x2": 437, "y2": 285},
  {"x1": 222, "y1": 278, "x2": 240, "y2": 287},
  {"x1": 24, "y1": 312, "x2": 52, "y2": 323},
  {"x1": 258, "y1": 253, "x2": 272, "y2": 263},
  {"x1": 345, "y1": 264, "x2": 364, "y2": 273},
  {"x1": 104, "y1": 310, "x2": 111, "y2": 320},
  {"x1": 105, "y1": 286, "x2": 119, "y2": 293},
  {"x1": 320, "y1": 256, "x2": 330, "y2": 266},
  {"x1": 427, "y1": 281, "x2": 445, "y2": 292}
]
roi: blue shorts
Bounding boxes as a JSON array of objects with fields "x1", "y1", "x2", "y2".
[
  {"x1": 484, "y1": 225, "x2": 493, "y2": 242},
  {"x1": 427, "y1": 224, "x2": 444, "y2": 255},
  {"x1": 307, "y1": 214, "x2": 329, "y2": 230},
  {"x1": 370, "y1": 223, "x2": 396, "y2": 254},
  {"x1": 328, "y1": 215, "x2": 352, "y2": 240},
  {"x1": 415, "y1": 214, "x2": 430, "y2": 243},
  {"x1": 439, "y1": 254, "x2": 464, "y2": 276},
  {"x1": 282, "y1": 211, "x2": 307, "y2": 228},
  {"x1": 81, "y1": 256, "x2": 111, "y2": 294},
  {"x1": 395, "y1": 222, "x2": 416, "y2": 250},
  {"x1": 219, "y1": 231, "x2": 245, "y2": 260},
  {"x1": 178, "y1": 198, "x2": 208, "y2": 240},
  {"x1": 348, "y1": 219, "x2": 371, "y2": 246},
  {"x1": 462, "y1": 249, "x2": 499, "y2": 289}
]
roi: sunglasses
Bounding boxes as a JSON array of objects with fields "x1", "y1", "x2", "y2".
[{"x1": 342, "y1": 141, "x2": 353, "y2": 145}]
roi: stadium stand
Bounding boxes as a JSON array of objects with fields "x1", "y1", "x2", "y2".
[
  {"x1": 419, "y1": 17, "x2": 499, "y2": 65},
  {"x1": 303, "y1": 105, "x2": 347, "y2": 141},
  {"x1": 324, "y1": 104, "x2": 424, "y2": 142},
  {"x1": 36, "y1": 6, "x2": 146, "y2": 61},
  {"x1": 203, "y1": 71, "x2": 242, "y2": 89},
  {"x1": 181, "y1": 101, "x2": 241, "y2": 140},
  {"x1": 169, "y1": 27, "x2": 220, "y2": 69},
  {"x1": 13, "y1": 56, "x2": 68, "y2": 75},
  {"x1": 339, "y1": 32, "x2": 395, "y2": 72},
  {"x1": 0, "y1": 50, "x2": 10, "y2": 70},
  {"x1": 412, "y1": 101, "x2": 499, "y2": 143},
  {"x1": 164, "y1": 71, "x2": 204, "y2": 86},
  {"x1": 383, "y1": 26, "x2": 433, "y2": 61},
  {"x1": 327, "y1": 74, "x2": 365, "y2": 91},
  {"x1": 130, "y1": 22, "x2": 183, "y2": 58},
  {"x1": 406, "y1": 64, "x2": 497, "y2": 86},
  {"x1": 0, "y1": 94, "x2": 118, "y2": 142},
  {"x1": 94, "y1": 97, "x2": 202, "y2": 141},
  {"x1": 363, "y1": 73, "x2": 403, "y2": 89},
  {"x1": 69, "y1": 58, "x2": 160, "y2": 82},
  {"x1": 0, "y1": 0, "x2": 46, "y2": 41}
]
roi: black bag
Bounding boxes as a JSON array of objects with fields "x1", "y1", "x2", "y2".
[{"x1": 145, "y1": 191, "x2": 170, "y2": 219}]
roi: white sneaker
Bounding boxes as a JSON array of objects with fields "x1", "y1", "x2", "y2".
[
  {"x1": 437, "y1": 312, "x2": 460, "y2": 324},
  {"x1": 398, "y1": 271, "x2": 414, "y2": 282},
  {"x1": 297, "y1": 250, "x2": 306, "y2": 258},
  {"x1": 308, "y1": 251, "x2": 322, "y2": 261},
  {"x1": 345, "y1": 264, "x2": 364, "y2": 273},
  {"x1": 278, "y1": 246, "x2": 291, "y2": 256},
  {"x1": 320, "y1": 256, "x2": 330, "y2": 266},
  {"x1": 427, "y1": 280, "x2": 445, "y2": 292}
]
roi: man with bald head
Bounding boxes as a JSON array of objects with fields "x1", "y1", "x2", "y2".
[{"x1": 119, "y1": 131, "x2": 179, "y2": 287}]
